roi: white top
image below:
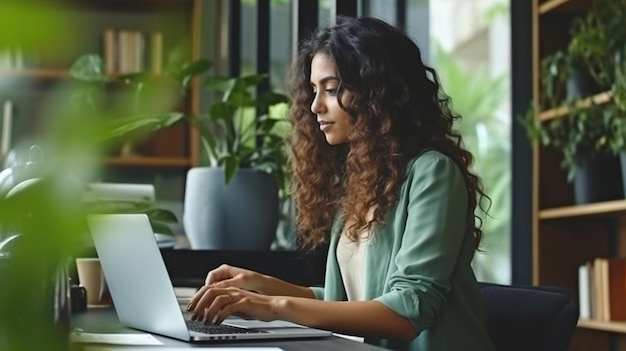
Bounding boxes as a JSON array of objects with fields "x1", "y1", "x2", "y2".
[
  {"x1": 336, "y1": 232, "x2": 370, "y2": 302},
  {"x1": 336, "y1": 230, "x2": 370, "y2": 344}
]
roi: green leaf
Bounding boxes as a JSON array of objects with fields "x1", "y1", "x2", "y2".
[
  {"x1": 235, "y1": 74, "x2": 268, "y2": 90},
  {"x1": 145, "y1": 208, "x2": 179, "y2": 223},
  {"x1": 69, "y1": 54, "x2": 108, "y2": 81},
  {"x1": 178, "y1": 59, "x2": 211, "y2": 88},
  {"x1": 209, "y1": 101, "x2": 232, "y2": 121},
  {"x1": 180, "y1": 59, "x2": 213, "y2": 77},
  {"x1": 258, "y1": 91, "x2": 290, "y2": 106},
  {"x1": 227, "y1": 90, "x2": 256, "y2": 107},
  {"x1": 205, "y1": 77, "x2": 237, "y2": 92},
  {"x1": 223, "y1": 156, "x2": 240, "y2": 184},
  {"x1": 100, "y1": 112, "x2": 185, "y2": 141}
]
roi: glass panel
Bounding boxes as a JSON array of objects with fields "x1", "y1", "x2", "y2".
[
  {"x1": 362, "y1": 0, "x2": 512, "y2": 284},
  {"x1": 270, "y1": 0, "x2": 293, "y2": 94},
  {"x1": 241, "y1": 1, "x2": 256, "y2": 76},
  {"x1": 429, "y1": 0, "x2": 511, "y2": 284}
]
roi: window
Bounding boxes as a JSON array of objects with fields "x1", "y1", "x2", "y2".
[{"x1": 362, "y1": 0, "x2": 512, "y2": 283}]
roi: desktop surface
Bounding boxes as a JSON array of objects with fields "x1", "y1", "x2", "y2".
[{"x1": 71, "y1": 307, "x2": 390, "y2": 351}]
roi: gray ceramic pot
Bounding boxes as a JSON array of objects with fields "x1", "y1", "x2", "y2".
[{"x1": 183, "y1": 167, "x2": 279, "y2": 250}]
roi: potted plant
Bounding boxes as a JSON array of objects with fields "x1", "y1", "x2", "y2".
[
  {"x1": 182, "y1": 65, "x2": 291, "y2": 250},
  {"x1": 539, "y1": 43, "x2": 602, "y2": 112},
  {"x1": 568, "y1": 0, "x2": 626, "y2": 89},
  {"x1": 69, "y1": 54, "x2": 291, "y2": 250},
  {"x1": 519, "y1": 0, "x2": 626, "y2": 205},
  {"x1": 519, "y1": 101, "x2": 623, "y2": 204}
]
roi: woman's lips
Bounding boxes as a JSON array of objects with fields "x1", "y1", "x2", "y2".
[{"x1": 318, "y1": 120, "x2": 333, "y2": 132}]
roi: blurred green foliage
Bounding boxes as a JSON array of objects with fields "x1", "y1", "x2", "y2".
[
  {"x1": 0, "y1": 1, "x2": 76, "y2": 54},
  {"x1": 0, "y1": 1, "x2": 185, "y2": 350}
]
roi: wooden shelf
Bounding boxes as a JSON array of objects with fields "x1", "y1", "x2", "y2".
[
  {"x1": 532, "y1": 1, "x2": 626, "y2": 348},
  {"x1": 538, "y1": 91, "x2": 613, "y2": 122},
  {"x1": 538, "y1": 0, "x2": 591, "y2": 15},
  {"x1": 539, "y1": 199, "x2": 626, "y2": 219},
  {"x1": 0, "y1": 68, "x2": 70, "y2": 79},
  {"x1": 105, "y1": 156, "x2": 192, "y2": 168},
  {"x1": 578, "y1": 319, "x2": 626, "y2": 333}
]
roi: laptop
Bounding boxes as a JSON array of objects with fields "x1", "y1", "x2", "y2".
[{"x1": 87, "y1": 213, "x2": 332, "y2": 342}]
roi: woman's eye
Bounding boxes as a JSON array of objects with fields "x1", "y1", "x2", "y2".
[{"x1": 326, "y1": 89, "x2": 337, "y2": 96}]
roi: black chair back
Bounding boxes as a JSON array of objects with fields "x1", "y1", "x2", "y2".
[{"x1": 479, "y1": 282, "x2": 579, "y2": 351}]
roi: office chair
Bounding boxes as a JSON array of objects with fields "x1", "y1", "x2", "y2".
[{"x1": 479, "y1": 282, "x2": 579, "y2": 351}]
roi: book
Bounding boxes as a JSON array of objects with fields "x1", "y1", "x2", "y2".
[
  {"x1": 578, "y1": 262, "x2": 591, "y2": 319},
  {"x1": 592, "y1": 258, "x2": 626, "y2": 321},
  {"x1": 117, "y1": 30, "x2": 133, "y2": 74},
  {"x1": 593, "y1": 257, "x2": 605, "y2": 321},
  {"x1": 1, "y1": 100, "x2": 13, "y2": 157},
  {"x1": 103, "y1": 28, "x2": 117, "y2": 74},
  {"x1": 605, "y1": 258, "x2": 626, "y2": 321},
  {"x1": 589, "y1": 260, "x2": 595, "y2": 319},
  {"x1": 150, "y1": 31, "x2": 163, "y2": 75},
  {"x1": 117, "y1": 30, "x2": 145, "y2": 74},
  {"x1": 132, "y1": 30, "x2": 145, "y2": 73}
]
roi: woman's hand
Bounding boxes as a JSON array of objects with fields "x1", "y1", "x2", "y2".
[
  {"x1": 204, "y1": 264, "x2": 265, "y2": 292},
  {"x1": 188, "y1": 286, "x2": 418, "y2": 340},
  {"x1": 187, "y1": 286, "x2": 282, "y2": 325},
  {"x1": 192, "y1": 264, "x2": 317, "y2": 301}
]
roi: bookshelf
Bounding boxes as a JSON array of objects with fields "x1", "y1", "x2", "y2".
[
  {"x1": 0, "y1": 0, "x2": 202, "y2": 170},
  {"x1": 532, "y1": 0, "x2": 626, "y2": 349}
]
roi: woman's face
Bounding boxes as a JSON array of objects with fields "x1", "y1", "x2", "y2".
[{"x1": 310, "y1": 53, "x2": 353, "y2": 145}]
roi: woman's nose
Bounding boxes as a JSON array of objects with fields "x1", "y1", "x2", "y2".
[{"x1": 311, "y1": 94, "x2": 324, "y2": 114}]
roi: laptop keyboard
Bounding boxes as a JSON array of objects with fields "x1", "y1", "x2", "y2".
[{"x1": 186, "y1": 320, "x2": 268, "y2": 334}]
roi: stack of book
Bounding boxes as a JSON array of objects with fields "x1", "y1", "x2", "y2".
[
  {"x1": 102, "y1": 28, "x2": 163, "y2": 75},
  {"x1": 578, "y1": 258, "x2": 626, "y2": 321}
]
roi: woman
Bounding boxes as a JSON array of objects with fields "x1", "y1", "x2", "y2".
[{"x1": 188, "y1": 16, "x2": 495, "y2": 351}]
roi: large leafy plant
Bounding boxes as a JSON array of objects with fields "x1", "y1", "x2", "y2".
[
  {"x1": 519, "y1": 102, "x2": 618, "y2": 182},
  {"x1": 195, "y1": 68, "x2": 290, "y2": 189},
  {"x1": 539, "y1": 50, "x2": 577, "y2": 110},
  {"x1": 68, "y1": 54, "x2": 208, "y2": 235},
  {"x1": 70, "y1": 55, "x2": 291, "y2": 193},
  {"x1": 568, "y1": 0, "x2": 626, "y2": 90},
  {"x1": 519, "y1": 0, "x2": 626, "y2": 183},
  {"x1": 69, "y1": 54, "x2": 209, "y2": 147}
]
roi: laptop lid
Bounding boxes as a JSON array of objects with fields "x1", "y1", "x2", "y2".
[{"x1": 87, "y1": 214, "x2": 332, "y2": 342}]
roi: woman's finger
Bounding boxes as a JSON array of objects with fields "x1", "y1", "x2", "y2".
[
  {"x1": 211, "y1": 294, "x2": 242, "y2": 325},
  {"x1": 205, "y1": 264, "x2": 237, "y2": 285},
  {"x1": 187, "y1": 284, "x2": 211, "y2": 311},
  {"x1": 202, "y1": 292, "x2": 237, "y2": 324}
]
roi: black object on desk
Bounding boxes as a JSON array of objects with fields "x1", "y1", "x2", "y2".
[
  {"x1": 70, "y1": 247, "x2": 329, "y2": 290},
  {"x1": 160, "y1": 248, "x2": 328, "y2": 288},
  {"x1": 71, "y1": 307, "x2": 390, "y2": 351},
  {"x1": 70, "y1": 284, "x2": 87, "y2": 313}
]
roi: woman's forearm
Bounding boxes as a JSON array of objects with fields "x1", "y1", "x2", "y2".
[
  {"x1": 256, "y1": 274, "x2": 317, "y2": 299},
  {"x1": 271, "y1": 297, "x2": 418, "y2": 340}
]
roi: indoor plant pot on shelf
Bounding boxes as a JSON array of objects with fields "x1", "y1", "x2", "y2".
[
  {"x1": 182, "y1": 71, "x2": 290, "y2": 250},
  {"x1": 519, "y1": 0, "x2": 626, "y2": 205},
  {"x1": 519, "y1": 101, "x2": 623, "y2": 205},
  {"x1": 565, "y1": 0, "x2": 626, "y2": 202}
]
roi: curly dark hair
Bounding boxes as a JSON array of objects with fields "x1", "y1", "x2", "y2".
[{"x1": 287, "y1": 16, "x2": 490, "y2": 250}]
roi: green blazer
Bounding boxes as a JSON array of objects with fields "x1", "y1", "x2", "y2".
[{"x1": 310, "y1": 150, "x2": 495, "y2": 351}]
